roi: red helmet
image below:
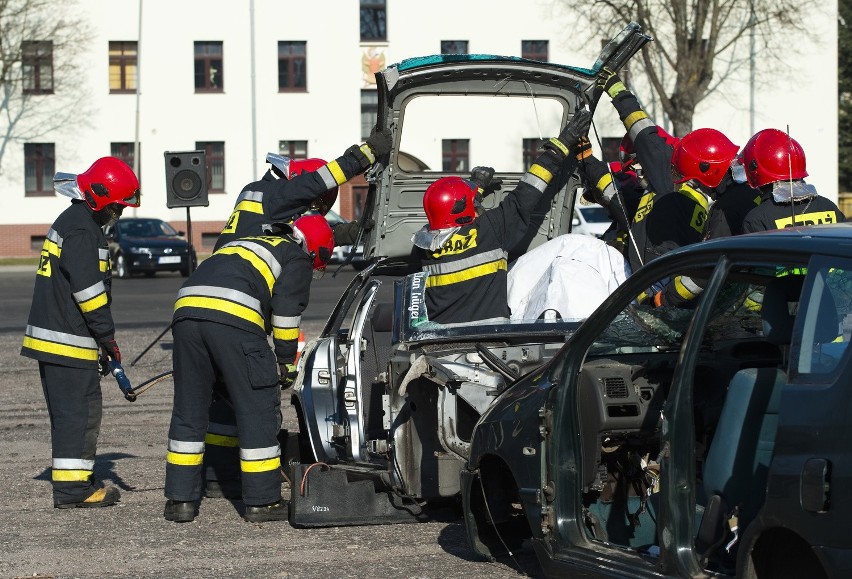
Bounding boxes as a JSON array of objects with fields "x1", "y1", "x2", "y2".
[
  {"x1": 290, "y1": 158, "x2": 337, "y2": 215},
  {"x1": 292, "y1": 214, "x2": 334, "y2": 270},
  {"x1": 619, "y1": 127, "x2": 680, "y2": 170},
  {"x1": 672, "y1": 128, "x2": 739, "y2": 188},
  {"x1": 423, "y1": 176, "x2": 478, "y2": 230},
  {"x1": 76, "y1": 157, "x2": 140, "y2": 211},
  {"x1": 741, "y1": 128, "x2": 808, "y2": 188}
]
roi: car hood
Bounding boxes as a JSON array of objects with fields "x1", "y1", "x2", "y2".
[
  {"x1": 358, "y1": 22, "x2": 650, "y2": 269},
  {"x1": 121, "y1": 236, "x2": 187, "y2": 247}
]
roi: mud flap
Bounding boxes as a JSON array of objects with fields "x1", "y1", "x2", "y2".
[{"x1": 289, "y1": 463, "x2": 428, "y2": 527}]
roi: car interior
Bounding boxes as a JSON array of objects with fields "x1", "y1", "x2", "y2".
[{"x1": 574, "y1": 261, "x2": 847, "y2": 573}]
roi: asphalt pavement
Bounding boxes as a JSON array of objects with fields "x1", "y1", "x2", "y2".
[{"x1": 0, "y1": 266, "x2": 541, "y2": 578}]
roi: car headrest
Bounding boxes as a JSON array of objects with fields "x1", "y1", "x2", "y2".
[
  {"x1": 813, "y1": 286, "x2": 840, "y2": 344},
  {"x1": 761, "y1": 276, "x2": 803, "y2": 346}
]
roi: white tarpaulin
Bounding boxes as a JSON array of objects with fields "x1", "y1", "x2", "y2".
[{"x1": 507, "y1": 234, "x2": 631, "y2": 321}]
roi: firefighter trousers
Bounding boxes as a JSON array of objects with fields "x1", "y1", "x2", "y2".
[
  {"x1": 39, "y1": 361, "x2": 104, "y2": 505},
  {"x1": 166, "y1": 319, "x2": 282, "y2": 505}
]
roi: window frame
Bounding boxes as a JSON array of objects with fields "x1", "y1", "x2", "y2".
[
  {"x1": 279, "y1": 140, "x2": 308, "y2": 159},
  {"x1": 521, "y1": 40, "x2": 549, "y2": 62},
  {"x1": 278, "y1": 41, "x2": 307, "y2": 92},
  {"x1": 110, "y1": 142, "x2": 139, "y2": 183},
  {"x1": 22, "y1": 40, "x2": 54, "y2": 95},
  {"x1": 109, "y1": 41, "x2": 138, "y2": 94},
  {"x1": 440, "y1": 40, "x2": 469, "y2": 55},
  {"x1": 361, "y1": 90, "x2": 378, "y2": 140},
  {"x1": 441, "y1": 139, "x2": 470, "y2": 172},
  {"x1": 24, "y1": 143, "x2": 56, "y2": 197},
  {"x1": 194, "y1": 41, "x2": 224, "y2": 93},
  {"x1": 195, "y1": 141, "x2": 225, "y2": 192},
  {"x1": 360, "y1": 0, "x2": 387, "y2": 42}
]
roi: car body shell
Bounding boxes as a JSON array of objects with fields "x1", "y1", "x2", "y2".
[
  {"x1": 104, "y1": 217, "x2": 196, "y2": 278},
  {"x1": 462, "y1": 224, "x2": 852, "y2": 578}
]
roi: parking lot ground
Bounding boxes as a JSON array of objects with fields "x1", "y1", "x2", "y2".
[{"x1": 0, "y1": 327, "x2": 541, "y2": 578}]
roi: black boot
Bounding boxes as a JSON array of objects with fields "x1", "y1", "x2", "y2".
[
  {"x1": 244, "y1": 501, "x2": 288, "y2": 523},
  {"x1": 55, "y1": 484, "x2": 121, "y2": 509},
  {"x1": 164, "y1": 499, "x2": 198, "y2": 523}
]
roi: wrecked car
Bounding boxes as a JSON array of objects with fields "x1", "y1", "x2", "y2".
[
  {"x1": 462, "y1": 224, "x2": 852, "y2": 578},
  {"x1": 285, "y1": 24, "x2": 651, "y2": 527}
]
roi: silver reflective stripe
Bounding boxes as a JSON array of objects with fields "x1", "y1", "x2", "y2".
[
  {"x1": 225, "y1": 240, "x2": 282, "y2": 278},
  {"x1": 425, "y1": 248, "x2": 506, "y2": 275},
  {"x1": 53, "y1": 458, "x2": 95, "y2": 470},
  {"x1": 208, "y1": 422, "x2": 238, "y2": 436},
  {"x1": 628, "y1": 117, "x2": 657, "y2": 142},
  {"x1": 315, "y1": 165, "x2": 338, "y2": 190},
  {"x1": 240, "y1": 445, "x2": 281, "y2": 461},
  {"x1": 98, "y1": 248, "x2": 110, "y2": 260},
  {"x1": 73, "y1": 280, "x2": 107, "y2": 303},
  {"x1": 177, "y1": 285, "x2": 262, "y2": 312},
  {"x1": 25, "y1": 325, "x2": 98, "y2": 348},
  {"x1": 47, "y1": 228, "x2": 63, "y2": 246},
  {"x1": 238, "y1": 190, "x2": 264, "y2": 203},
  {"x1": 168, "y1": 439, "x2": 205, "y2": 453},
  {"x1": 271, "y1": 315, "x2": 300, "y2": 327},
  {"x1": 680, "y1": 275, "x2": 703, "y2": 295},
  {"x1": 520, "y1": 171, "x2": 549, "y2": 193}
]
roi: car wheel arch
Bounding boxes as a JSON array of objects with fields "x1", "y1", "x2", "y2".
[{"x1": 737, "y1": 518, "x2": 828, "y2": 579}]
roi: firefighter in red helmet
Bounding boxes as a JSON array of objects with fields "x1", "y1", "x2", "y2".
[
  {"x1": 21, "y1": 157, "x2": 140, "y2": 508},
  {"x1": 204, "y1": 130, "x2": 391, "y2": 498},
  {"x1": 595, "y1": 68, "x2": 739, "y2": 275},
  {"x1": 413, "y1": 109, "x2": 592, "y2": 324},
  {"x1": 740, "y1": 128, "x2": 845, "y2": 233},
  {"x1": 164, "y1": 215, "x2": 334, "y2": 523}
]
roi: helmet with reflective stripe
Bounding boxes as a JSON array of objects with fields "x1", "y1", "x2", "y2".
[
  {"x1": 672, "y1": 128, "x2": 739, "y2": 188},
  {"x1": 741, "y1": 128, "x2": 808, "y2": 188},
  {"x1": 423, "y1": 176, "x2": 478, "y2": 230},
  {"x1": 291, "y1": 158, "x2": 337, "y2": 215},
  {"x1": 76, "y1": 157, "x2": 141, "y2": 211},
  {"x1": 292, "y1": 214, "x2": 334, "y2": 270}
]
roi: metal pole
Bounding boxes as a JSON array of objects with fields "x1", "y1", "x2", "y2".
[
  {"x1": 249, "y1": 0, "x2": 258, "y2": 175},
  {"x1": 749, "y1": 1, "x2": 756, "y2": 136},
  {"x1": 133, "y1": 0, "x2": 143, "y2": 217}
]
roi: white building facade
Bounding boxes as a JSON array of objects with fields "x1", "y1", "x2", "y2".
[{"x1": 0, "y1": 0, "x2": 838, "y2": 258}]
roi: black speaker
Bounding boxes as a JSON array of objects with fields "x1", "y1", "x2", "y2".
[{"x1": 164, "y1": 150, "x2": 209, "y2": 208}]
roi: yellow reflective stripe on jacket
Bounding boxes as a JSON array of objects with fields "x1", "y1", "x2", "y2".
[
  {"x1": 678, "y1": 184, "x2": 710, "y2": 210},
  {"x1": 273, "y1": 327, "x2": 300, "y2": 340},
  {"x1": 240, "y1": 457, "x2": 281, "y2": 473},
  {"x1": 426, "y1": 260, "x2": 507, "y2": 288},
  {"x1": 233, "y1": 199, "x2": 264, "y2": 214},
  {"x1": 75, "y1": 281, "x2": 109, "y2": 313},
  {"x1": 22, "y1": 336, "x2": 99, "y2": 361},
  {"x1": 174, "y1": 296, "x2": 265, "y2": 329},
  {"x1": 77, "y1": 293, "x2": 108, "y2": 313},
  {"x1": 527, "y1": 163, "x2": 554, "y2": 185},
  {"x1": 52, "y1": 469, "x2": 93, "y2": 482},
  {"x1": 215, "y1": 246, "x2": 276, "y2": 293},
  {"x1": 673, "y1": 275, "x2": 702, "y2": 300}
]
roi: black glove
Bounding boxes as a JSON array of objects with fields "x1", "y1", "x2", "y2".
[
  {"x1": 332, "y1": 221, "x2": 361, "y2": 246},
  {"x1": 98, "y1": 338, "x2": 121, "y2": 376},
  {"x1": 279, "y1": 362, "x2": 298, "y2": 389},
  {"x1": 365, "y1": 128, "x2": 392, "y2": 158},
  {"x1": 469, "y1": 166, "x2": 503, "y2": 195},
  {"x1": 543, "y1": 109, "x2": 592, "y2": 158},
  {"x1": 596, "y1": 67, "x2": 626, "y2": 98}
]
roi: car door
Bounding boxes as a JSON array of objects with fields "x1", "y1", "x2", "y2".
[{"x1": 360, "y1": 23, "x2": 651, "y2": 271}]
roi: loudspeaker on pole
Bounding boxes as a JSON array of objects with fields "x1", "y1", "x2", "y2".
[{"x1": 164, "y1": 150, "x2": 209, "y2": 208}]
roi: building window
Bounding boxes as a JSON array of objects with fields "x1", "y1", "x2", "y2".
[
  {"x1": 22, "y1": 41, "x2": 53, "y2": 95},
  {"x1": 195, "y1": 141, "x2": 225, "y2": 192},
  {"x1": 442, "y1": 139, "x2": 469, "y2": 172},
  {"x1": 109, "y1": 41, "x2": 138, "y2": 93},
  {"x1": 278, "y1": 41, "x2": 307, "y2": 92},
  {"x1": 201, "y1": 232, "x2": 219, "y2": 249},
  {"x1": 521, "y1": 40, "x2": 549, "y2": 62},
  {"x1": 361, "y1": 90, "x2": 378, "y2": 140},
  {"x1": 440, "y1": 41, "x2": 468, "y2": 55},
  {"x1": 24, "y1": 143, "x2": 55, "y2": 196},
  {"x1": 279, "y1": 140, "x2": 308, "y2": 159},
  {"x1": 522, "y1": 138, "x2": 542, "y2": 169},
  {"x1": 360, "y1": 0, "x2": 386, "y2": 42},
  {"x1": 111, "y1": 142, "x2": 139, "y2": 181},
  {"x1": 194, "y1": 41, "x2": 223, "y2": 92},
  {"x1": 30, "y1": 235, "x2": 47, "y2": 252}
]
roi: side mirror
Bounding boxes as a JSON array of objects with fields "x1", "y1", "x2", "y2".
[
  {"x1": 572, "y1": 216, "x2": 581, "y2": 226},
  {"x1": 177, "y1": 231, "x2": 186, "y2": 237}
]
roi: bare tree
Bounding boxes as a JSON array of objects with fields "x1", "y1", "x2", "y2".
[
  {"x1": 556, "y1": 0, "x2": 821, "y2": 136},
  {"x1": 0, "y1": 0, "x2": 92, "y2": 176}
]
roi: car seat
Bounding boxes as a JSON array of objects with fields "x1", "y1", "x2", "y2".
[{"x1": 696, "y1": 276, "x2": 802, "y2": 562}]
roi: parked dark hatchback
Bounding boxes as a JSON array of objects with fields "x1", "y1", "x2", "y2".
[
  {"x1": 462, "y1": 224, "x2": 852, "y2": 578},
  {"x1": 104, "y1": 217, "x2": 195, "y2": 278}
]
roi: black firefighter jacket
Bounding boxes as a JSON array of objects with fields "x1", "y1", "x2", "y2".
[
  {"x1": 173, "y1": 235, "x2": 312, "y2": 366},
  {"x1": 611, "y1": 91, "x2": 709, "y2": 272},
  {"x1": 420, "y1": 150, "x2": 576, "y2": 324},
  {"x1": 742, "y1": 190, "x2": 846, "y2": 233},
  {"x1": 21, "y1": 201, "x2": 115, "y2": 370},
  {"x1": 214, "y1": 144, "x2": 376, "y2": 251}
]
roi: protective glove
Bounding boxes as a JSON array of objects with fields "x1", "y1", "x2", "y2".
[
  {"x1": 332, "y1": 221, "x2": 361, "y2": 246},
  {"x1": 596, "y1": 67, "x2": 627, "y2": 98},
  {"x1": 469, "y1": 166, "x2": 503, "y2": 196},
  {"x1": 365, "y1": 127, "x2": 393, "y2": 158},
  {"x1": 98, "y1": 338, "x2": 121, "y2": 376},
  {"x1": 574, "y1": 137, "x2": 593, "y2": 162},
  {"x1": 543, "y1": 109, "x2": 592, "y2": 158},
  {"x1": 278, "y1": 362, "x2": 298, "y2": 389}
]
